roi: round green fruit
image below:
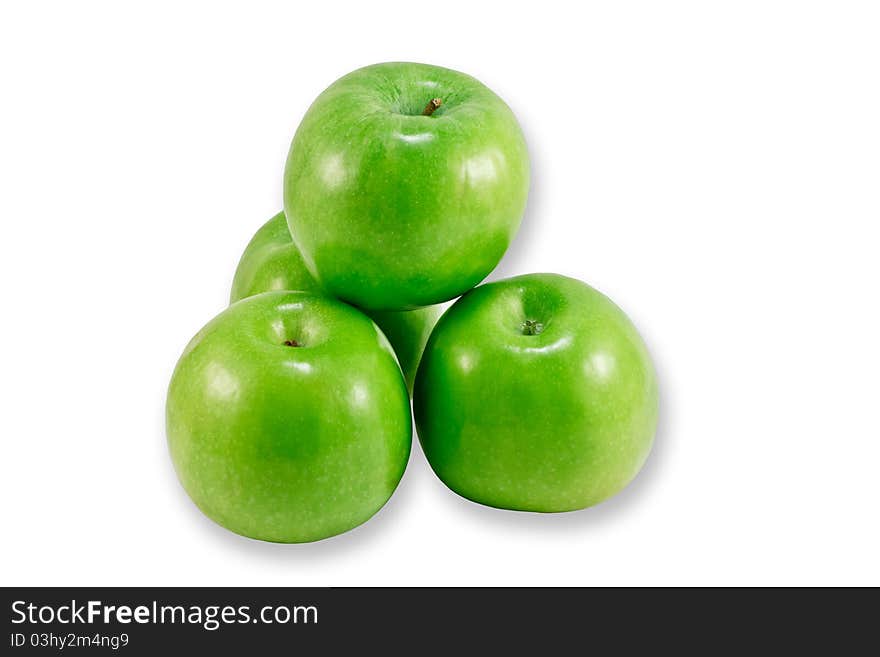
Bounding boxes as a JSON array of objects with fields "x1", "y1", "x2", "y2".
[
  {"x1": 365, "y1": 305, "x2": 442, "y2": 394},
  {"x1": 230, "y1": 211, "x2": 323, "y2": 301},
  {"x1": 284, "y1": 61, "x2": 530, "y2": 311},
  {"x1": 230, "y1": 212, "x2": 442, "y2": 392},
  {"x1": 414, "y1": 273, "x2": 658, "y2": 512},
  {"x1": 166, "y1": 291, "x2": 412, "y2": 543}
]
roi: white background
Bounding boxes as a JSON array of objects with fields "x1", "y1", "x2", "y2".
[{"x1": 2, "y1": 1, "x2": 878, "y2": 587}]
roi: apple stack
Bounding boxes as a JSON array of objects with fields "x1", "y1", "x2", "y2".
[{"x1": 166, "y1": 63, "x2": 658, "y2": 543}]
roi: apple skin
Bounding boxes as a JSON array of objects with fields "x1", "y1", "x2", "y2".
[
  {"x1": 230, "y1": 212, "x2": 442, "y2": 392},
  {"x1": 284, "y1": 61, "x2": 529, "y2": 311},
  {"x1": 413, "y1": 273, "x2": 658, "y2": 512},
  {"x1": 230, "y1": 211, "x2": 323, "y2": 301},
  {"x1": 166, "y1": 291, "x2": 412, "y2": 543},
  {"x1": 365, "y1": 305, "x2": 442, "y2": 394}
]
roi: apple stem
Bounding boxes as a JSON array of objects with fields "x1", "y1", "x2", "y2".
[
  {"x1": 521, "y1": 320, "x2": 544, "y2": 336},
  {"x1": 422, "y1": 98, "x2": 443, "y2": 116},
  {"x1": 283, "y1": 339, "x2": 301, "y2": 347}
]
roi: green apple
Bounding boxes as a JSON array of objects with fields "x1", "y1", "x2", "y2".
[
  {"x1": 230, "y1": 211, "x2": 323, "y2": 300},
  {"x1": 166, "y1": 291, "x2": 412, "y2": 542},
  {"x1": 364, "y1": 305, "x2": 442, "y2": 395},
  {"x1": 230, "y1": 212, "x2": 442, "y2": 392},
  {"x1": 284, "y1": 61, "x2": 530, "y2": 311},
  {"x1": 414, "y1": 274, "x2": 658, "y2": 512}
]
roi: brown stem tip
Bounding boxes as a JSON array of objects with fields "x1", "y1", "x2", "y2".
[
  {"x1": 422, "y1": 98, "x2": 443, "y2": 116},
  {"x1": 283, "y1": 339, "x2": 300, "y2": 347},
  {"x1": 521, "y1": 320, "x2": 545, "y2": 336}
]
